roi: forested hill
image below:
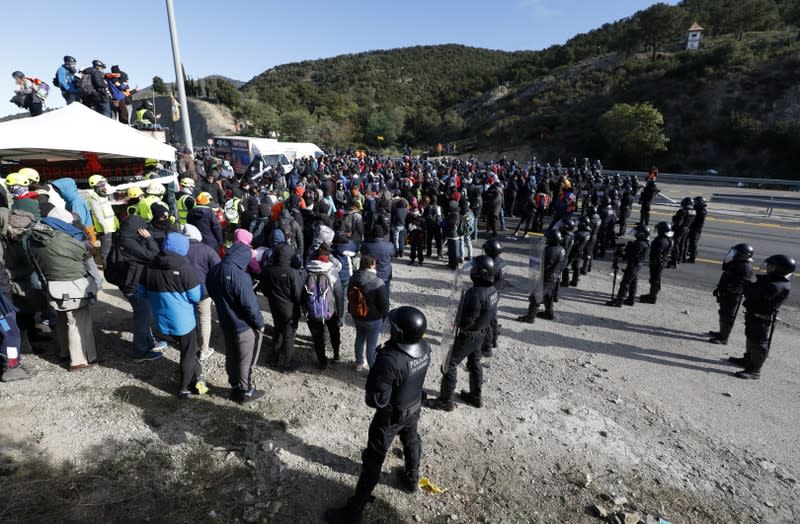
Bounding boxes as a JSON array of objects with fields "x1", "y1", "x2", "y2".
[{"x1": 226, "y1": 0, "x2": 800, "y2": 178}]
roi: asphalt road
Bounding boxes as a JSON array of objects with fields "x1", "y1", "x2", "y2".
[{"x1": 497, "y1": 202, "x2": 800, "y2": 309}]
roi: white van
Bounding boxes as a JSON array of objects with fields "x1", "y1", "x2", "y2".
[
  {"x1": 279, "y1": 142, "x2": 325, "y2": 162},
  {"x1": 212, "y1": 136, "x2": 293, "y2": 177}
]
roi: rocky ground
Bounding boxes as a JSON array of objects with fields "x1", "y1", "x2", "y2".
[{"x1": 0, "y1": 224, "x2": 798, "y2": 524}]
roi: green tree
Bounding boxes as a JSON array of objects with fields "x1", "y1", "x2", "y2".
[
  {"x1": 215, "y1": 79, "x2": 242, "y2": 108},
  {"x1": 441, "y1": 109, "x2": 465, "y2": 138},
  {"x1": 152, "y1": 76, "x2": 167, "y2": 95},
  {"x1": 716, "y1": 0, "x2": 780, "y2": 40},
  {"x1": 365, "y1": 108, "x2": 405, "y2": 145},
  {"x1": 635, "y1": 3, "x2": 685, "y2": 60},
  {"x1": 599, "y1": 102, "x2": 669, "y2": 166},
  {"x1": 280, "y1": 109, "x2": 315, "y2": 140}
]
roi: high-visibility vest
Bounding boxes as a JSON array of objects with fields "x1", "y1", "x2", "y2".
[
  {"x1": 88, "y1": 191, "x2": 119, "y2": 234},
  {"x1": 136, "y1": 195, "x2": 163, "y2": 221},
  {"x1": 136, "y1": 108, "x2": 152, "y2": 125},
  {"x1": 177, "y1": 194, "x2": 193, "y2": 224}
]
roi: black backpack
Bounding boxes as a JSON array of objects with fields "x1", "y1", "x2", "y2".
[
  {"x1": 103, "y1": 235, "x2": 129, "y2": 287},
  {"x1": 79, "y1": 73, "x2": 96, "y2": 98}
]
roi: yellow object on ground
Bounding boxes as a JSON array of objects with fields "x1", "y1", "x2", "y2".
[{"x1": 419, "y1": 477, "x2": 447, "y2": 494}]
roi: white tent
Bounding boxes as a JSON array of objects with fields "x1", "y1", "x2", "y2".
[{"x1": 0, "y1": 103, "x2": 176, "y2": 162}]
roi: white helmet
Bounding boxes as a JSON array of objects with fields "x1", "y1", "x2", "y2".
[{"x1": 146, "y1": 181, "x2": 166, "y2": 196}]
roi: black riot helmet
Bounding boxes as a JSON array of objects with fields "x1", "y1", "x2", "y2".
[
  {"x1": 633, "y1": 224, "x2": 650, "y2": 240},
  {"x1": 388, "y1": 306, "x2": 427, "y2": 349},
  {"x1": 92, "y1": 59, "x2": 106, "y2": 69},
  {"x1": 725, "y1": 243, "x2": 754, "y2": 263},
  {"x1": 63, "y1": 55, "x2": 76, "y2": 65},
  {"x1": 143, "y1": 100, "x2": 154, "y2": 110},
  {"x1": 586, "y1": 205, "x2": 598, "y2": 217},
  {"x1": 545, "y1": 228, "x2": 562, "y2": 246},
  {"x1": 482, "y1": 238, "x2": 503, "y2": 258},
  {"x1": 470, "y1": 255, "x2": 496, "y2": 286},
  {"x1": 681, "y1": 196, "x2": 693, "y2": 208},
  {"x1": 577, "y1": 216, "x2": 591, "y2": 231},
  {"x1": 559, "y1": 216, "x2": 576, "y2": 233},
  {"x1": 655, "y1": 221, "x2": 673, "y2": 238},
  {"x1": 764, "y1": 254, "x2": 796, "y2": 279},
  {"x1": 693, "y1": 195, "x2": 706, "y2": 207}
]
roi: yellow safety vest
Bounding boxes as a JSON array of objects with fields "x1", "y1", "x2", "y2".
[
  {"x1": 136, "y1": 108, "x2": 152, "y2": 125},
  {"x1": 136, "y1": 195, "x2": 163, "y2": 221},
  {"x1": 88, "y1": 192, "x2": 119, "y2": 234},
  {"x1": 177, "y1": 194, "x2": 193, "y2": 224}
]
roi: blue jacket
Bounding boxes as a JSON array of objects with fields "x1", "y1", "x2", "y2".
[
  {"x1": 205, "y1": 243, "x2": 264, "y2": 334},
  {"x1": 51, "y1": 178, "x2": 92, "y2": 227},
  {"x1": 56, "y1": 65, "x2": 81, "y2": 94},
  {"x1": 360, "y1": 236, "x2": 394, "y2": 284},
  {"x1": 137, "y1": 234, "x2": 202, "y2": 336}
]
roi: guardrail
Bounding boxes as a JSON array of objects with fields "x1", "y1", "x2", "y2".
[
  {"x1": 710, "y1": 193, "x2": 800, "y2": 216},
  {"x1": 606, "y1": 170, "x2": 800, "y2": 190}
]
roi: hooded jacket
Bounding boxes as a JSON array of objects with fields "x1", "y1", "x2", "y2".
[
  {"x1": 348, "y1": 269, "x2": 389, "y2": 322},
  {"x1": 138, "y1": 233, "x2": 202, "y2": 336},
  {"x1": 360, "y1": 230, "x2": 394, "y2": 284},
  {"x1": 206, "y1": 243, "x2": 264, "y2": 334},
  {"x1": 233, "y1": 228, "x2": 261, "y2": 274},
  {"x1": 51, "y1": 178, "x2": 92, "y2": 227},
  {"x1": 116, "y1": 215, "x2": 160, "y2": 295},
  {"x1": 260, "y1": 244, "x2": 304, "y2": 322},
  {"x1": 187, "y1": 205, "x2": 223, "y2": 250},
  {"x1": 184, "y1": 225, "x2": 221, "y2": 300}
]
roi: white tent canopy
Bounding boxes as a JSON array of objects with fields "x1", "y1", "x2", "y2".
[{"x1": 0, "y1": 103, "x2": 176, "y2": 162}]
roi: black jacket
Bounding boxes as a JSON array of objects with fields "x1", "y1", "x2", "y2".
[
  {"x1": 116, "y1": 215, "x2": 160, "y2": 295},
  {"x1": 206, "y1": 243, "x2": 264, "y2": 334},
  {"x1": 261, "y1": 244, "x2": 304, "y2": 322},
  {"x1": 366, "y1": 339, "x2": 431, "y2": 410},
  {"x1": 360, "y1": 237, "x2": 394, "y2": 284},
  {"x1": 187, "y1": 205, "x2": 223, "y2": 250},
  {"x1": 717, "y1": 260, "x2": 754, "y2": 296},
  {"x1": 348, "y1": 269, "x2": 390, "y2": 321}
]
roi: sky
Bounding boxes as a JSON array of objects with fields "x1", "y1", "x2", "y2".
[{"x1": 2, "y1": 0, "x2": 679, "y2": 117}]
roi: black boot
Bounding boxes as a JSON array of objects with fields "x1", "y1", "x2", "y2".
[
  {"x1": 324, "y1": 500, "x2": 365, "y2": 524},
  {"x1": 459, "y1": 389, "x2": 482, "y2": 408}
]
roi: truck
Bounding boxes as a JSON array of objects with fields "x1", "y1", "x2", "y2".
[{"x1": 212, "y1": 136, "x2": 293, "y2": 178}]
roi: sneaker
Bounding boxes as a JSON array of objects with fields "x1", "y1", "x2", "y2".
[
  {"x1": 152, "y1": 340, "x2": 168, "y2": 351},
  {"x1": 232, "y1": 388, "x2": 266, "y2": 405},
  {"x1": 178, "y1": 390, "x2": 191, "y2": 400},
  {"x1": 1, "y1": 365, "x2": 36, "y2": 382},
  {"x1": 516, "y1": 315, "x2": 535, "y2": 324},
  {"x1": 133, "y1": 350, "x2": 163, "y2": 362},
  {"x1": 199, "y1": 348, "x2": 214, "y2": 361},
  {"x1": 728, "y1": 356, "x2": 747, "y2": 366},
  {"x1": 460, "y1": 389, "x2": 482, "y2": 408},
  {"x1": 424, "y1": 398, "x2": 455, "y2": 412},
  {"x1": 353, "y1": 363, "x2": 368, "y2": 373},
  {"x1": 734, "y1": 370, "x2": 760, "y2": 380}
]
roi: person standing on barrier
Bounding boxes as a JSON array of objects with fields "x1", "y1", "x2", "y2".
[
  {"x1": 325, "y1": 306, "x2": 431, "y2": 523},
  {"x1": 709, "y1": 244, "x2": 755, "y2": 345},
  {"x1": 731, "y1": 255, "x2": 793, "y2": 380}
]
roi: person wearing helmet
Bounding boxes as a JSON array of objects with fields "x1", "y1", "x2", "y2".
[
  {"x1": 607, "y1": 224, "x2": 650, "y2": 307},
  {"x1": 557, "y1": 217, "x2": 577, "y2": 289},
  {"x1": 87, "y1": 175, "x2": 119, "y2": 263},
  {"x1": 10, "y1": 71, "x2": 44, "y2": 116},
  {"x1": 709, "y1": 244, "x2": 755, "y2": 345},
  {"x1": 55, "y1": 55, "x2": 82, "y2": 104},
  {"x1": 569, "y1": 216, "x2": 591, "y2": 287},
  {"x1": 125, "y1": 186, "x2": 144, "y2": 217},
  {"x1": 668, "y1": 197, "x2": 696, "y2": 268},
  {"x1": 427, "y1": 255, "x2": 497, "y2": 413},
  {"x1": 639, "y1": 179, "x2": 660, "y2": 226},
  {"x1": 733, "y1": 255, "x2": 794, "y2": 379},
  {"x1": 686, "y1": 196, "x2": 708, "y2": 263},
  {"x1": 582, "y1": 205, "x2": 602, "y2": 274},
  {"x1": 617, "y1": 187, "x2": 635, "y2": 238},
  {"x1": 518, "y1": 229, "x2": 564, "y2": 323},
  {"x1": 81, "y1": 60, "x2": 111, "y2": 117},
  {"x1": 187, "y1": 191, "x2": 223, "y2": 250},
  {"x1": 481, "y1": 239, "x2": 506, "y2": 356},
  {"x1": 325, "y1": 306, "x2": 431, "y2": 523},
  {"x1": 176, "y1": 178, "x2": 196, "y2": 225},
  {"x1": 640, "y1": 222, "x2": 674, "y2": 304},
  {"x1": 135, "y1": 100, "x2": 161, "y2": 130},
  {"x1": 135, "y1": 181, "x2": 167, "y2": 221},
  {"x1": 5, "y1": 173, "x2": 36, "y2": 201}
]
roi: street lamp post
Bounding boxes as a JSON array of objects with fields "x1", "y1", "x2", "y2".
[{"x1": 165, "y1": 0, "x2": 193, "y2": 151}]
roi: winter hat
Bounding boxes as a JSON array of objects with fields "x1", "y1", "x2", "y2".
[
  {"x1": 182, "y1": 223, "x2": 202, "y2": 242},
  {"x1": 234, "y1": 228, "x2": 254, "y2": 247},
  {"x1": 333, "y1": 231, "x2": 349, "y2": 245},
  {"x1": 269, "y1": 228, "x2": 286, "y2": 247},
  {"x1": 163, "y1": 232, "x2": 189, "y2": 256},
  {"x1": 371, "y1": 223, "x2": 386, "y2": 238},
  {"x1": 47, "y1": 206, "x2": 74, "y2": 223},
  {"x1": 151, "y1": 202, "x2": 170, "y2": 219}
]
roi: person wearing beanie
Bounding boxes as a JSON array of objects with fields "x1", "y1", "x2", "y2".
[
  {"x1": 360, "y1": 223, "x2": 394, "y2": 292},
  {"x1": 183, "y1": 224, "x2": 221, "y2": 361},
  {"x1": 138, "y1": 232, "x2": 207, "y2": 398},
  {"x1": 147, "y1": 201, "x2": 178, "y2": 248}
]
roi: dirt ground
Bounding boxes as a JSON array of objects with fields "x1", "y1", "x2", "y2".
[{"x1": 0, "y1": 228, "x2": 798, "y2": 524}]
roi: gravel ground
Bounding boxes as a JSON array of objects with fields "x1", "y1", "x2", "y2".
[{"x1": 0, "y1": 236, "x2": 797, "y2": 524}]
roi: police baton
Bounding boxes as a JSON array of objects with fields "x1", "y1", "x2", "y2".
[
  {"x1": 766, "y1": 311, "x2": 778, "y2": 352},
  {"x1": 609, "y1": 245, "x2": 623, "y2": 302}
]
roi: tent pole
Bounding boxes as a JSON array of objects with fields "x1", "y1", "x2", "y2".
[{"x1": 165, "y1": 0, "x2": 193, "y2": 152}]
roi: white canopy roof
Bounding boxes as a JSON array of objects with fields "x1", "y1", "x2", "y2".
[{"x1": 0, "y1": 103, "x2": 176, "y2": 162}]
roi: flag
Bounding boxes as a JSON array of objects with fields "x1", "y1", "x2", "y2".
[
  {"x1": 170, "y1": 94, "x2": 180, "y2": 122},
  {"x1": 376, "y1": 136, "x2": 384, "y2": 141}
]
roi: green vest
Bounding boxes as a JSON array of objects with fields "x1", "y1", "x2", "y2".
[
  {"x1": 177, "y1": 194, "x2": 193, "y2": 224},
  {"x1": 136, "y1": 108, "x2": 152, "y2": 125},
  {"x1": 136, "y1": 195, "x2": 163, "y2": 221}
]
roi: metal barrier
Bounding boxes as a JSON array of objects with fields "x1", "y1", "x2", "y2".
[
  {"x1": 606, "y1": 170, "x2": 800, "y2": 190},
  {"x1": 710, "y1": 193, "x2": 800, "y2": 216}
]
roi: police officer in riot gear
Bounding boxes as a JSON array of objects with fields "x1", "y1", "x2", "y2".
[
  {"x1": 669, "y1": 197, "x2": 695, "y2": 267},
  {"x1": 617, "y1": 187, "x2": 634, "y2": 237},
  {"x1": 569, "y1": 216, "x2": 591, "y2": 287},
  {"x1": 640, "y1": 222, "x2": 673, "y2": 304},
  {"x1": 639, "y1": 179, "x2": 660, "y2": 226},
  {"x1": 582, "y1": 205, "x2": 602, "y2": 274},
  {"x1": 426, "y1": 256, "x2": 498, "y2": 411},
  {"x1": 325, "y1": 306, "x2": 431, "y2": 523},
  {"x1": 607, "y1": 224, "x2": 650, "y2": 307},
  {"x1": 686, "y1": 196, "x2": 707, "y2": 263},
  {"x1": 732, "y1": 255, "x2": 794, "y2": 380},
  {"x1": 481, "y1": 239, "x2": 505, "y2": 356},
  {"x1": 709, "y1": 244, "x2": 755, "y2": 345},
  {"x1": 558, "y1": 217, "x2": 576, "y2": 289},
  {"x1": 517, "y1": 229, "x2": 565, "y2": 322}
]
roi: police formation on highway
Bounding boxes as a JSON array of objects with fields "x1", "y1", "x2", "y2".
[{"x1": 0, "y1": 150, "x2": 793, "y2": 523}]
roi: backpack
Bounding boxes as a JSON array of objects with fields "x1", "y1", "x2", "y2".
[
  {"x1": 249, "y1": 217, "x2": 270, "y2": 247},
  {"x1": 79, "y1": 73, "x2": 96, "y2": 98},
  {"x1": 28, "y1": 78, "x2": 50, "y2": 100},
  {"x1": 103, "y1": 236, "x2": 129, "y2": 287},
  {"x1": 52, "y1": 73, "x2": 61, "y2": 89},
  {"x1": 457, "y1": 214, "x2": 470, "y2": 237},
  {"x1": 347, "y1": 283, "x2": 369, "y2": 319},
  {"x1": 304, "y1": 272, "x2": 335, "y2": 320}
]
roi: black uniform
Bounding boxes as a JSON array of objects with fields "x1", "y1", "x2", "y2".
[
  {"x1": 440, "y1": 284, "x2": 498, "y2": 403},
  {"x1": 569, "y1": 227, "x2": 590, "y2": 287},
  {"x1": 582, "y1": 211, "x2": 602, "y2": 274},
  {"x1": 670, "y1": 204, "x2": 695, "y2": 267},
  {"x1": 617, "y1": 190, "x2": 634, "y2": 236},
  {"x1": 609, "y1": 238, "x2": 649, "y2": 306},
  {"x1": 332, "y1": 338, "x2": 431, "y2": 519},
  {"x1": 520, "y1": 243, "x2": 565, "y2": 321},
  {"x1": 595, "y1": 203, "x2": 614, "y2": 257},
  {"x1": 687, "y1": 202, "x2": 707, "y2": 263},
  {"x1": 639, "y1": 182, "x2": 659, "y2": 226},
  {"x1": 558, "y1": 229, "x2": 575, "y2": 289},
  {"x1": 740, "y1": 274, "x2": 790, "y2": 375},
  {"x1": 640, "y1": 234, "x2": 671, "y2": 303},
  {"x1": 482, "y1": 255, "x2": 506, "y2": 355},
  {"x1": 712, "y1": 260, "x2": 754, "y2": 344}
]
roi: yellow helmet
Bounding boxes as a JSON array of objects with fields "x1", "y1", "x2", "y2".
[
  {"x1": 146, "y1": 181, "x2": 166, "y2": 196},
  {"x1": 144, "y1": 158, "x2": 159, "y2": 168},
  {"x1": 180, "y1": 177, "x2": 195, "y2": 189},
  {"x1": 196, "y1": 191, "x2": 212, "y2": 205},
  {"x1": 127, "y1": 186, "x2": 144, "y2": 199},
  {"x1": 18, "y1": 167, "x2": 39, "y2": 184},
  {"x1": 88, "y1": 174, "x2": 107, "y2": 188},
  {"x1": 5, "y1": 172, "x2": 29, "y2": 187}
]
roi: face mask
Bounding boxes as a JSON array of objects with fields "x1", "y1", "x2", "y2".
[{"x1": 11, "y1": 186, "x2": 27, "y2": 196}]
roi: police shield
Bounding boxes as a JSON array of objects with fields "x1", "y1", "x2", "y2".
[
  {"x1": 438, "y1": 261, "x2": 474, "y2": 374},
  {"x1": 528, "y1": 234, "x2": 546, "y2": 303}
]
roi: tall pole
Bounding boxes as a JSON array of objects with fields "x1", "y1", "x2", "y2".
[{"x1": 165, "y1": 0, "x2": 193, "y2": 151}]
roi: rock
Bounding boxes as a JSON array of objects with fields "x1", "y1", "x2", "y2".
[
  {"x1": 412, "y1": 515, "x2": 422, "y2": 522},
  {"x1": 764, "y1": 501, "x2": 774, "y2": 508},
  {"x1": 593, "y1": 504, "x2": 609, "y2": 518},
  {"x1": 682, "y1": 310, "x2": 690, "y2": 315},
  {"x1": 758, "y1": 460, "x2": 776, "y2": 473},
  {"x1": 599, "y1": 430, "x2": 608, "y2": 438},
  {"x1": 613, "y1": 495, "x2": 628, "y2": 506},
  {"x1": 623, "y1": 511, "x2": 642, "y2": 524},
  {"x1": 721, "y1": 392, "x2": 732, "y2": 397}
]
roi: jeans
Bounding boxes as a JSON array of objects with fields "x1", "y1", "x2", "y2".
[
  {"x1": 499, "y1": 208, "x2": 506, "y2": 229},
  {"x1": 391, "y1": 225, "x2": 406, "y2": 256},
  {"x1": 462, "y1": 234, "x2": 473, "y2": 259},
  {"x1": 195, "y1": 297, "x2": 212, "y2": 354},
  {"x1": 63, "y1": 92, "x2": 82, "y2": 104},
  {"x1": 93, "y1": 100, "x2": 111, "y2": 118},
  {"x1": 126, "y1": 292, "x2": 156, "y2": 355},
  {"x1": 353, "y1": 318, "x2": 383, "y2": 367}
]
